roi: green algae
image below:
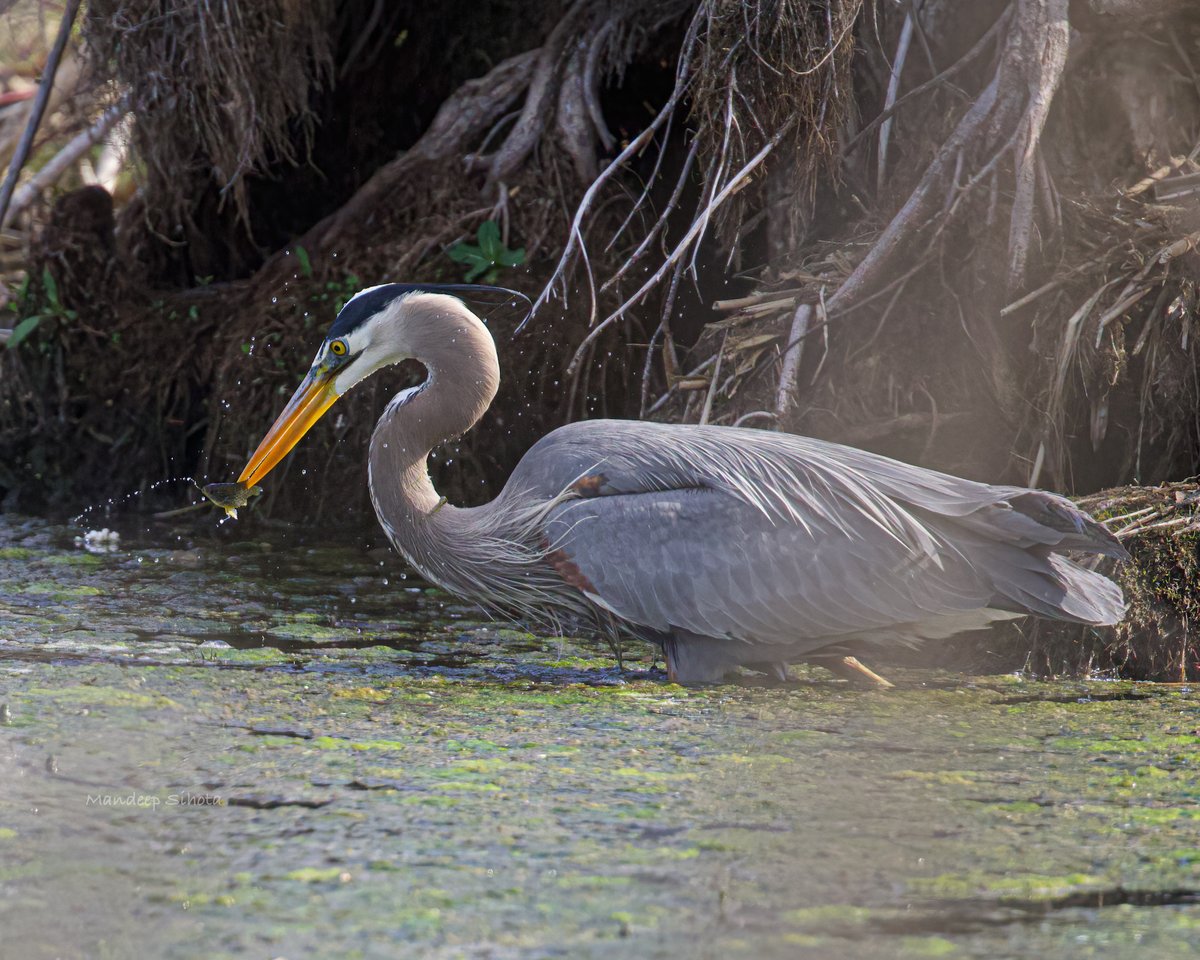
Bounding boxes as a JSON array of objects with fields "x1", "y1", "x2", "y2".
[
  {"x1": 20, "y1": 581, "x2": 104, "y2": 598},
  {"x1": 331, "y1": 686, "x2": 391, "y2": 702},
  {"x1": 431, "y1": 780, "x2": 501, "y2": 793},
  {"x1": 900, "y1": 936, "x2": 960, "y2": 957},
  {"x1": 21, "y1": 685, "x2": 179, "y2": 709},
  {"x1": 783, "y1": 904, "x2": 877, "y2": 926},
  {"x1": 3, "y1": 517, "x2": 1200, "y2": 959},
  {"x1": 41, "y1": 552, "x2": 104, "y2": 567},
  {"x1": 910, "y1": 872, "x2": 1108, "y2": 901},
  {"x1": 283, "y1": 867, "x2": 352, "y2": 883}
]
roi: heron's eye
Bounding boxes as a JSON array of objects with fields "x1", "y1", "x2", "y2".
[{"x1": 330, "y1": 339, "x2": 348, "y2": 357}]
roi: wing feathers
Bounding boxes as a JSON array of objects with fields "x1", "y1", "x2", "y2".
[{"x1": 521, "y1": 421, "x2": 1126, "y2": 649}]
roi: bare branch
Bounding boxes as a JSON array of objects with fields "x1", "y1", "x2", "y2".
[
  {"x1": 877, "y1": 12, "x2": 914, "y2": 194},
  {"x1": 775, "y1": 304, "x2": 813, "y2": 418},
  {"x1": 0, "y1": 0, "x2": 82, "y2": 228},
  {"x1": 4, "y1": 101, "x2": 128, "y2": 228}
]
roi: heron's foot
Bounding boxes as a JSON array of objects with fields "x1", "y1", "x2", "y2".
[{"x1": 817, "y1": 655, "x2": 895, "y2": 689}]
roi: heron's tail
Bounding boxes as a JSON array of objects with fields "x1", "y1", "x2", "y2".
[
  {"x1": 986, "y1": 550, "x2": 1126, "y2": 626},
  {"x1": 932, "y1": 492, "x2": 1128, "y2": 626},
  {"x1": 1008, "y1": 492, "x2": 1129, "y2": 560}
]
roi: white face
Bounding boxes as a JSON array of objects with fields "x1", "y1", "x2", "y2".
[
  {"x1": 318, "y1": 289, "x2": 484, "y2": 398},
  {"x1": 324, "y1": 293, "x2": 414, "y2": 396}
]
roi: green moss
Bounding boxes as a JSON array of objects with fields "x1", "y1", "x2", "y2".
[
  {"x1": 348, "y1": 739, "x2": 409, "y2": 751},
  {"x1": 990, "y1": 801, "x2": 1043, "y2": 814},
  {"x1": 612, "y1": 766, "x2": 695, "y2": 782},
  {"x1": 399, "y1": 794, "x2": 462, "y2": 807},
  {"x1": 266, "y1": 622, "x2": 359, "y2": 643},
  {"x1": 20, "y1": 581, "x2": 103, "y2": 598},
  {"x1": 41, "y1": 553, "x2": 103, "y2": 567},
  {"x1": 284, "y1": 867, "x2": 350, "y2": 883},
  {"x1": 197, "y1": 647, "x2": 292, "y2": 664},
  {"x1": 543, "y1": 657, "x2": 619, "y2": 669},
  {"x1": 889, "y1": 770, "x2": 978, "y2": 787},
  {"x1": 910, "y1": 872, "x2": 1104, "y2": 901},
  {"x1": 783, "y1": 905, "x2": 874, "y2": 926},
  {"x1": 556, "y1": 874, "x2": 633, "y2": 889},
  {"x1": 22, "y1": 685, "x2": 179, "y2": 709},
  {"x1": 433, "y1": 781, "x2": 501, "y2": 793},
  {"x1": 0, "y1": 828, "x2": 16, "y2": 840},
  {"x1": 443, "y1": 758, "x2": 534, "y2": 774},
  {"x1": 1127, "y1": 807, "x2": 1199, "y2": 825},
  {"x1": 6, "y1": 523, "x2": 1200, "y2": 957},
  {"x1": 901, "y1": 936, "x2": 960, "y2": 957},
  {"x1": 332, "y1": 686, "x2": 391, "y2": 702}
]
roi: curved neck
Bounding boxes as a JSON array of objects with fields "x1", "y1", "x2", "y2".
[
  {"x1": 362, "y1": 294, "x2": 584, "y2": 622},
  {"x1": 367, "y1": 303, "x2": 499, "y2": 545}
]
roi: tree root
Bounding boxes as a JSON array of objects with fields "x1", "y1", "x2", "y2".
[
  {"x1": 481, "y1": 3, "x2": 586, "y2": 183},
  {"x1": 265, "y1": 48, "x2": 539, "y2": 273},
  {"x1": 829, "y1": 0, "x2": 1070, "y2": 319}
]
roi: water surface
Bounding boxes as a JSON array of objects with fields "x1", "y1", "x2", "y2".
[{"x1": 1, "y1": 516, "x2": 1198, "y2": 958}]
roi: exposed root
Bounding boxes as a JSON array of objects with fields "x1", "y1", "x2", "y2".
[
  {"x1": 286, "y1": 49, "x2": 540, "y2": 268},
  {"x1": 556, "y1": 39, "x2": 599, "y2": 184},
  {"x1": 481, "y1": 3, "x2": 584, "y2": 184}
]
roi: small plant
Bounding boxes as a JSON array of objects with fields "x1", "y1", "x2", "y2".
[
  {"x1": 3, "y1": 269, "x2": 77, "y2": 351},
  {"x1": 293, "y1": 245, "x2": 313, "y2": 279},
  {"x1": 446, "y1": 220, "x2": 525, "y2": 283},
  {"x1": 321, "y1": 273, "x2": 362, "y2": 313}
]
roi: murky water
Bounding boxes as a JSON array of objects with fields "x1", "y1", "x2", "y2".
[{"x1": 1, "y1": 515, "x2": 1198, "y2": 959}]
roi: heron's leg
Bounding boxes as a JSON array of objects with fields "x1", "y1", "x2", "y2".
[
  {"x1": 662, "y1": 632, "x2": 744, "y2": 684},
  {"x1": 816, "y1": 655, "x2": 895, "y2": 689}
]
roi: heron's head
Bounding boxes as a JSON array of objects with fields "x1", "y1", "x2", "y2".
[{"x1": 237, "y1": 282, "x2": 525, "y2": 488}]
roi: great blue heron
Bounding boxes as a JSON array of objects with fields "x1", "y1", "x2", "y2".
[{"x1": 236, "y1": 283, "x2": 1127, "y2": 684}]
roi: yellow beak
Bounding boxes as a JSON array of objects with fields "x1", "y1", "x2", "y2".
[{"x1": 237, "y1": 367, "x2": 340, "y2": 487}]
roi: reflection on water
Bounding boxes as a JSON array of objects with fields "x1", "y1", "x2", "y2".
[{"x1": 1, "y1": 515, "x2": 1198, "y2": 959}]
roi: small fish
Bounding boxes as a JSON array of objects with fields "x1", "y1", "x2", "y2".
[{"x1": 200, "y1": 481, "x2": 262, "y2": 520}]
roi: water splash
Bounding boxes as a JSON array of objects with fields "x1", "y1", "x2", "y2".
[{"x1": 70, "y1": 476, "x2": 205, "y2": 525}]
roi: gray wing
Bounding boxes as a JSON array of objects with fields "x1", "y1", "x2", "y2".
[{"x1": 505, "y1": 420, "x2": 1125, "y2": 648}]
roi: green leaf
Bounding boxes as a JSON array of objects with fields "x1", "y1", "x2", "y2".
[
  {"x1": 6, "y1": 315, "x2": 40, "y2": 350},
  {"x1": 447, "y1": 243, "x2": 489, "y2": 279},
  {"x1": 476, "y1": 220, "x2": 502, "y2": 260},
  {"x1": 4, "y1": 274, "x2": 30, "y2": 314},
  {"x1": 446, "y1": 220, "x2": 523, "y2": 282},
  {"x1": 41, "y1": 268, "x2": 59, "y2": 308},
  {"x1": 294, "y1": 245, "x2": 313, "y2": 278},
  {"x1": 446, "y1": 244, "x2": 479, "y2": 264},
  {"x1": 498, "y1": 246, "x2": 525, "y2": 268}
]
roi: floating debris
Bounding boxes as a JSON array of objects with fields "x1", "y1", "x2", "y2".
[
  {"x1": 199, "y1": 482, "x2": 262, "y2": 520},
  {"x1": 0, "y1": 703, "x2": 10, "y2": 724},
  {"x1": 74, "y1": 528, "x2": 120, "y2": 553}
]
